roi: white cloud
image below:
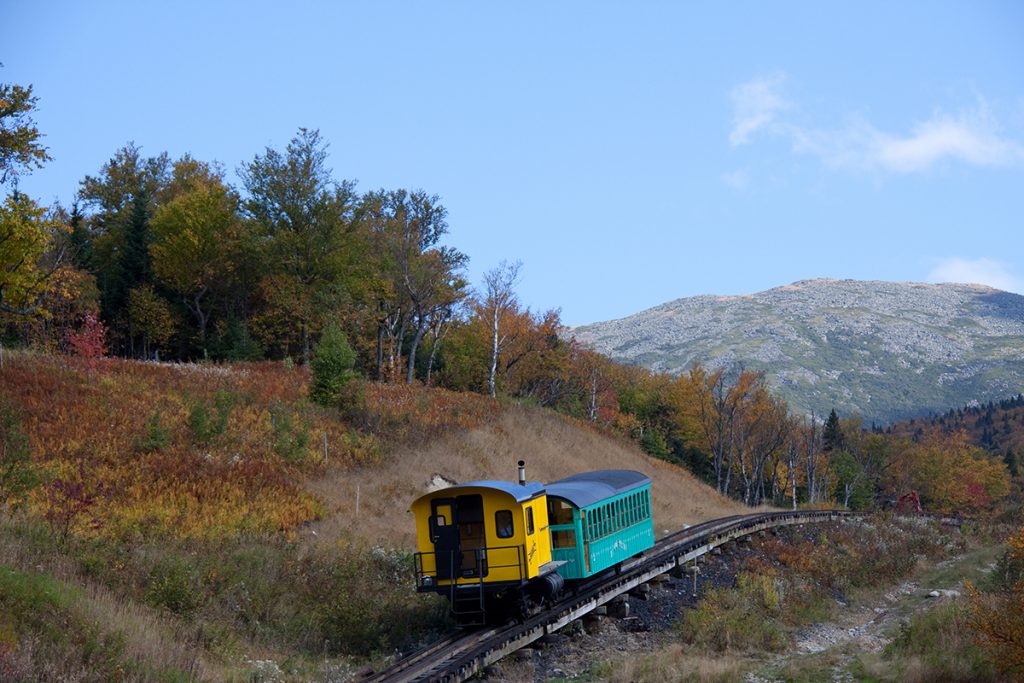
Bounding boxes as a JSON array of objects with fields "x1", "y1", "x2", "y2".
[
  {"x1": 926, "y1": 257, "x2": 1023, "y2": 293},
  {"x1": 729, "y1": 73, "x2": 790, "y2": 146},
  {"x1": 728, "y1": 81, "x2": 1024, "y2": 173},
  {"x1": 873, "y1": 111, "x2": 1024, "y2": 172}
]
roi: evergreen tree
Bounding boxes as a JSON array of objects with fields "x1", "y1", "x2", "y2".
[
  {"x1": 102, "y1": 187, "x2": 154, "y2": 340},
  {"x1": 66, "y1": 202, "x2": 94, "y2": 272},
  {"x1": 823, "y1": 408, "x2": 845, "y2": 452},
  {"x1": 309, "y1": 323, "x2": 357, "y2": 407},
  {"x1": 1005, "y1": 449, "x2": 1019, "y2": 478}
]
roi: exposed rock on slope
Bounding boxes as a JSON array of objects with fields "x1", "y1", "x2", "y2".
[{"x1": 574, "y1": 279, "x2": 1024, "y2": 422}]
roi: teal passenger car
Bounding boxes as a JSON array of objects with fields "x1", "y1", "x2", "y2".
[{"x1": 545, "y1": 470, "x2": 655, "y2": 580}]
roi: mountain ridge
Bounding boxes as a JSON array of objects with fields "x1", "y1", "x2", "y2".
[{"x1": 573, "y1": 278, "x2": 1024, "y2": 423}]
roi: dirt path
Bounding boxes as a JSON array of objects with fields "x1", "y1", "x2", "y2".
[{"x1": 747, "y1": 547, "x2": 997, "y2": 683}]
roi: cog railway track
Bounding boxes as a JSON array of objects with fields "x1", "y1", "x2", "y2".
[{"x1": 365, "y1": 509, "x2": 865, "y2": 683}]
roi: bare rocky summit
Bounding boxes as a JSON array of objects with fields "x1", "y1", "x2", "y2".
[{"x1": 573, "y1": 279, "x2": 1024, "y2": 422}]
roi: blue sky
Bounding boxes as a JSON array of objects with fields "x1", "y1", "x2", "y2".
[{"x1": 3, "y1": 1, "x2": 1023, "y2": 326}]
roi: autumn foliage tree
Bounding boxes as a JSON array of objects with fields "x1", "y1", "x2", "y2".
[
  {"x1": 150, "y1": 161, "x2": 244, "y2": 356},
  {"x1": 967, "y1": 526, "x2": 1024, "y2": 674},
  {"x1": 240, "y1": 128, "x2": 359, "y2": 364},
  {"x1": 65, "y1": 311, "x2": 107, "y2": 370},
  {"x1": 882, "y1": 430, "x2": 1009, "y2": 512}
]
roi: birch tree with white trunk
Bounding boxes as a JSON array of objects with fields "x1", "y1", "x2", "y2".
[{"x1": 483, "y1": 260, "x2": 522, "y2": 398}]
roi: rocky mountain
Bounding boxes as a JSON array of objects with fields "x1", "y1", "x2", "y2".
[{"x1": 573, "y1": 279, "x2": 1024, "y2": 423}]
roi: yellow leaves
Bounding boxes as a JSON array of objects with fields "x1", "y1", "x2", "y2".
[
  {"x1": 886, "y1": 430, "x2": 1011, "y2": 512},
  {"x1": 1010, "y1": 527, "x2": 1024, "y2": 564},
  {"x1": 0, "y1": 192, "x2": 61, "y2": 315},
  {"x1": 150, "y1": 180, "x2": 239, "y2": 296},
  {"x1": 966, "y1": 535, "x2": 1024, "y2": 673}
]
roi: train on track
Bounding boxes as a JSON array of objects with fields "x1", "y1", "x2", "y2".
[{"x1": 410, "y1": 462, "x2": 655, "y2": 624}]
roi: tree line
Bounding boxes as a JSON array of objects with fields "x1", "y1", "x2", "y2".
[{"x1": 1, "y1": 79, "x2": 1013, "y2": 513}]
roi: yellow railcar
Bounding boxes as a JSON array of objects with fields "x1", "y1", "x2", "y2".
[{"x1": 410, "y1": 462, "x2": 563, "y2": 624}]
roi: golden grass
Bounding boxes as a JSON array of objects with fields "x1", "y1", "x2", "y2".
[
  {"x1": 304, "y1": 403, "x2": 749, "y2": 549},
  {"x1": 600, "y1": 643, "x2": 751, "y2": 682}
]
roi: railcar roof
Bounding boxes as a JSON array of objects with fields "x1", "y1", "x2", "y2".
[
  {"x1": 425, "y1": 480, "x2": 545, "y2": 503},
  {"x1": 545, "y1": 470, "x2": 650, "y2": 509}
]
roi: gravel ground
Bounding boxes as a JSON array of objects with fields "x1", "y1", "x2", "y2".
[
  {"x1": 482, "y1": 539, "x2": 764, "y2": 682},
  {"x1": 481, "y1": 522, "x2": 968, "y2": 682}
]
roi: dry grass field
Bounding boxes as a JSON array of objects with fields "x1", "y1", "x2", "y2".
[{"x1": 305, "y1": 403, "x2": 750, "y2": 550}]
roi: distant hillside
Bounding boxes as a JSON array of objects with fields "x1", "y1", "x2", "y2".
[{"x1": 574, "y1": 279, "x2": 1024, "y2": 422}]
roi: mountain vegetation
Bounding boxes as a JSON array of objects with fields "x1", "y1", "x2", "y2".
[
  {"x1": 3, "y1": 77, "x2": 1024, "y2": 679},
  {"x1": 573, "y1": 278, "x2": 1024, "y2": 423},
  {"x1": 2, "y1": 77, "x2": 1017, "y2": 515}
]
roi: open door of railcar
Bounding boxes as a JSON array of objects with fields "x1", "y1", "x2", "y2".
[
  {"x1": 430, "y1": 494, "x2": 488, "y2": 580},
  {"x1": 430, "y1": 499, "x2": 459, "y2": 579}
]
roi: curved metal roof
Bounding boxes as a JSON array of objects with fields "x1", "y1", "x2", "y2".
[
  {"x1": 545, "y1": 469, "x2": 650, "y2": 509},
  {"x1": 416, "y1": 480, "x2": 545, "y2": 505}
]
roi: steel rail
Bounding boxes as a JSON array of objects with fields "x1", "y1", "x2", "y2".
[{"x1": 366, "y1": 509, "x2": 858, "y2": 683}]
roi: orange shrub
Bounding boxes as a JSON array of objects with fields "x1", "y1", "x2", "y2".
[{"x1": 2, "y1": 353, "x2": 323, "y2": 540}]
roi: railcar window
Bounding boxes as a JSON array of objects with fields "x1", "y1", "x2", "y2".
[
  {"x1": 552, "y1": 529, "x2": 576, "y2": 549},
  {"x1": 495, "y1": 510, "x2": 514, "y2": 538},
  {"x1": 429, "y1": 514, "x2": 446, "y2": 542},
  {"x1": 526, "y1": 507, "x2": 535, "y2": 535},
  {"x1": 548, "y1": 498, "x2": 574, "y2": 525}
]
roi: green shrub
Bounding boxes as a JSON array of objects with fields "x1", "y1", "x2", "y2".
[
  {"x1": 269, "y1": 404, "x2": 310, "y2": 462},
  {"x1": 0, "y1": 565, "x2": 74, "y2": 632},
  {"x1": 188, "y1": 390, "x2": 237, "y2": 445},
  {"x1": 134, "y1": 411, "x2": 171, "y2": 453},
  {"x1": 146, "y1": 556, "x2": 202, "y2": 616},
  {"x1": 309, "y1": 323, "x2": 357, "y2": 407},
  {"x1": 679, "y1": 571, "x2": 787, "y2": 653}
]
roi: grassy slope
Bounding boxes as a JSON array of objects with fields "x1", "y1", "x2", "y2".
[
  {"x1": 307, "y1": 404, "x2": 748, "y2": 550},
  {"x1": 0, "y1": 351, "x2": 744, "y2": 680}
]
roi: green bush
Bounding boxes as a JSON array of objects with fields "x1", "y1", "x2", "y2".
[
  {"x1": 0, "y1": 565, "x2": 74, "y2": 634},
  {"x1": 133, "y1": 411, "x2": 170, "y2": 453},
  {"x1": 679, "y1": 571, "x2": 787, "y2": 653},
  {"x1": 188, "y1": 390, "x2": 237, "y2": 445},
  {"x1": 269, "y1": 404, "x2": 310, "y2": 462},
  {"x1": 146, "y1": 556, "x2": 202, "y2": 616},
  {"x1": 309, "y1": 323, "x2": 357, "y2": 407}
]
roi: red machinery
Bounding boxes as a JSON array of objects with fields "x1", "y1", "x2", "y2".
[{"x1": 895, "y1": 490, "x2": 922, "y2": 513}]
